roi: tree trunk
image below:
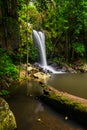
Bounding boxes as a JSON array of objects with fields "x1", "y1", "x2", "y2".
[{"x1": 65, "y1": 31, "x2": 69, "y2": 63}]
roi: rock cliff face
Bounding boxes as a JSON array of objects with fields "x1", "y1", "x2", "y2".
[{"x1": 0, "y1": 97, "x2": 17, "y2": 130}]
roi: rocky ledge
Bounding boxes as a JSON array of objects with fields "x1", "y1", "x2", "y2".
[
  {"x1": 0, "y1": 97, "x2": 17, "y2": 130},
  {"x1": 20, "y1": 63, "x2": 51, "y2": 81}
]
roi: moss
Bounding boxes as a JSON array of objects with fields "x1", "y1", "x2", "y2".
[
  {"x1": 0, "y1": 98, "x2": 17, "y2": 130},
  {"x1": 49, "y1": 91, "x2": 87, "y2": 112},
  {"x1": 0, "y1": 111, "x2": 17, "y2": 130}
]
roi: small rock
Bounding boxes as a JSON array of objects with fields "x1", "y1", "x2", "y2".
[
  {"x1": 65, "y1": 116, "x2": 68, "y2": 120},
  {"x1": 37, "y1": 118, "x2": 41, "y2": 122}
]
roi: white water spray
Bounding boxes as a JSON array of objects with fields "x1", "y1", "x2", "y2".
[{"x1": 32, "y1": 30, "x2": 63, "y2": 74}]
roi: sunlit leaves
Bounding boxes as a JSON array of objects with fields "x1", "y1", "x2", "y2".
[{"x1": 34, "y1": 0, "x2": 53, "y2": 12}]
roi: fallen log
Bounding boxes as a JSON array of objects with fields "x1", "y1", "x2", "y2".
[{"x1": 40, "y1": 83, "x2": 87, "y2": 128}]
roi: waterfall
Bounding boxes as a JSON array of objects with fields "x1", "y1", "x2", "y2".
[
  {"x1": 32, "y1": 30, "x2": 47, "y2": 67},
  {"x1": 32, "y1": 30, "x2": 63, "y2": 73}
]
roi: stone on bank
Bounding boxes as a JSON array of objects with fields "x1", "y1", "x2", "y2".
[{"x1": 0, "y1": 97, "x2": 17, "y2": 130}]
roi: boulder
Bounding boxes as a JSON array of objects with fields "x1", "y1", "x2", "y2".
[
  {"x1": 0, "y1": 97, "x2": 17, "y2": 130},
  {"x1": 78, "y1": 64, "x2": 87, "y2": 72},
  {"x1": 27, "y1": 66, "x2": 33, "y2": 72},
  {"x1": 27, "y1": 64, "x2": 39, "y2": 74},
  {"x1": 33, "y1": 72, "x2": 51, "y2": 81},
  {"x1": 62, "y1": 63, "x2": 77, "y2": 73}
]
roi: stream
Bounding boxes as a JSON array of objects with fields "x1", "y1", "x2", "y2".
[{"x1": 6, "y1": 76, "x2": 86, "y2": 130}]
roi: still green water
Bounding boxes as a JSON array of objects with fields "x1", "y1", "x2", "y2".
[
  {"x1": 7, "y1": 79, "x2": 86, "y2": 130},
  {"x1": 47, "y1": 73, "x2": 87, "y2": 99}
]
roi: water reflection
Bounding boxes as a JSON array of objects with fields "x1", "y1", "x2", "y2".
[
  {"x1": 35, "y1": 102, "x2": 44, "y2": 113},
  {"x1": 26, "y1": 80, "x2": 43, "y2": 96}
]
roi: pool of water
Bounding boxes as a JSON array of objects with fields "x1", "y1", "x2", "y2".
[
  {"x1": 7, "y1": 80, "x2": 86, "y2": 130},
  {"x1": 47, "y1": 73, "x2": 87, "y2": 99}
]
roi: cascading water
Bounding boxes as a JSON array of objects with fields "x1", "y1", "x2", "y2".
[
  {"x1": 32, "y1": 30, "x2": 63, "y2": 73},
  {"x1": 32, "y1": 30, "x2": 47, "y2": 67}
]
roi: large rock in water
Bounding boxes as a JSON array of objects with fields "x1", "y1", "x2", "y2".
[
  {"x1": 0, "y1": 97, "x2": 17, "y2": 130},
  {"x1": 33, "y1": 72, "x2": 51, "y2": 81}
]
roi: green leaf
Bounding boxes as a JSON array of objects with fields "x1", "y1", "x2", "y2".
[{"x1": 0, "y1": 90, "x2": 10, "y2": 96}]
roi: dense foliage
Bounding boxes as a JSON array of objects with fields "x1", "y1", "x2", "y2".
[
  {"x1": 14, "y1": 0, "x2": 87, "y2": 63},
  {"x1": 0, "y1": 48, "x2": 18, "y2": 96},
  {"x1": 1, "y1": 0, "x2": 87, "y2": 63},
  {"x1": 0, "y1": 0, "x2": 87, "y2": 87},
  {"x1": 34, "y1": 0, "x2": 87, "y2": 62},
  {"x1": 17, "y1": 1, "x2": 39, "y2": 63},
  {"x1": 0, "y1": 48, "x2": 18, "y2": 79}
]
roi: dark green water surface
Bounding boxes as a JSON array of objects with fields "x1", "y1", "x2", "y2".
[{"x1": 47, "y1": 73, "x2": 87, "y2": 99}]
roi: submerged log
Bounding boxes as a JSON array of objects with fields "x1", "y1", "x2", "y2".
[{"x1": 40, "y1": 83, "x2": 87, "y2": 128}]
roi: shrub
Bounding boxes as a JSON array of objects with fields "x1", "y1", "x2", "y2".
[{"x1": 0, "y1": 48, "x2": 18, "y2": 80}]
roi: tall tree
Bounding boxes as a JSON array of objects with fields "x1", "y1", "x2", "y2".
[{"x1": 0, "y1": 0, "x2": 19, "y2": 51}]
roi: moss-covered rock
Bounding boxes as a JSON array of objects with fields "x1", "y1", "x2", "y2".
[
  {"x1": 78, "y1": 64, "x2": 87, "y2": 72},
  {"x1": 0, "y1": 97, "x2": 17, "y2": 130}
]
